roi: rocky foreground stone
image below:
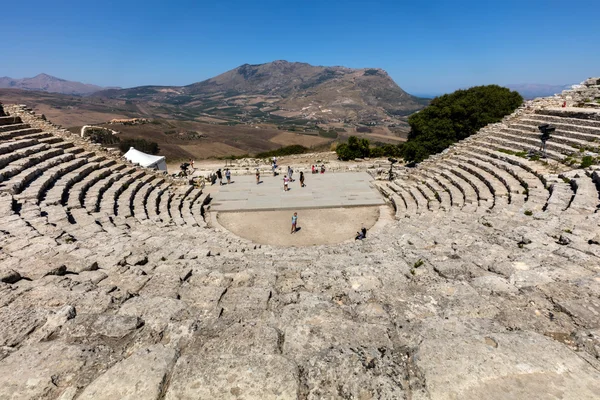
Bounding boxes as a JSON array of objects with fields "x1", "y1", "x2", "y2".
[{"x1": 0, "y1": 79, "x2": 599, "y2": 399}]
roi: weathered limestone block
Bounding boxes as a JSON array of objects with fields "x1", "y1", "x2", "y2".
[
  {"x1": 77, "y1": 344, "x2": 177, "y2": 400},
  {"x1": 218, "y1": 287, "x2": 272, "y2": 319},
  {"x1": 0, "y1": 342, "x2": 96, "y2": 400},
  {"x1": 0, "y1": 305, "x2": 48, "y2": 347},
  {"x1": 416, "y1": 331, "x2": 600, "y2": 399},
  {"x1": 61, "y1": 313, "x2": 143, "y2": 340},
  {"x1": 117, "y1": 295, "x2": 189, "y2": 332},
  {"x1": 165, "y1": 354, "x2": 298, "y2": 400},
  {"x1": 302, "y1": 346, "x2": 412, "y2": 400}
]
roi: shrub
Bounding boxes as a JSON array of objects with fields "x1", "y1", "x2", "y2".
[
  {"x1": 119, "y1": 138, "x2": 160, "y2": 155},
  {"x1": 524, "y1": 210, "x2": 533, "y2": 216},
  {"x1": 580, "y1": 155, "x2": 594, "y2": 168},
  {"x1": 318, "y1": 128, "x2": 338, "y2": 139},
  {"x1": 336, "y1": 136, "x2": 371, "y2": 160},
  {"x1": 255, "y1": 145, "x2": 308, "y2": 158},
  {"x1": 86, "y1": 128, "x2": 120, "y2": 146},
  {"x1": 402, "y1": 85, "x2": 523, "y2": 162}
]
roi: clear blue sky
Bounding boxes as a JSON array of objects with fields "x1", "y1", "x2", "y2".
[{"x1": 1, "y1": 0, "x2": 598, "y2": 95}]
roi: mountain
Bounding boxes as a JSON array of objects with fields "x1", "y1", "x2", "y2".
[
  {"x1": 0, "y1": 73, "x2": 114, "y2": 95},
  {"x1": 504, "y1": 83, "x2": 573, "y2": 100},
  {"x1": 93, "y1": 61, "x2": 428, "y2": 124}
]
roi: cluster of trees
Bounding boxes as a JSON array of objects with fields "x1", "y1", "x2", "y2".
[
  {"x1": 85, "y1": 128, "x2": 160, "y2": 155},
  {"x1": 85, "y1": 128, "x2": 119, "y2": 146},
  {"x1": 256, "y1": 145, "x2": 308, "y2": 159},
  {"x1": 335, "y1": 136, "x2": 401, "y2": 161},
  {"x1": 401, "y1": 85, "x2": 523, "y2": 162},
  {"x1": 118, "y1": 138, "x2": 160, "y2": 155}
]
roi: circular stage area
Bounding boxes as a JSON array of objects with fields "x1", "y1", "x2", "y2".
[
  {"x1": 208, "y1": 171, "x2": 387, "y2": 245},
  {"x1": 216, "y1": 206, "x2": 382, "y2": 246}
]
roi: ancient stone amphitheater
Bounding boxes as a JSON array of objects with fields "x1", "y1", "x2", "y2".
[{"x1": 1, "y1": 79, "x2": 600, "y2": 400}]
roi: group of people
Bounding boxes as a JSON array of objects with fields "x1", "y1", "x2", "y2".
[
  {"x1": 214, "y1": 168, "x2": 232, "y2": 185},
  {"x1": 311, "y1": 164, "x2": 325, "y2": 174},
  {"x1": 283, "y1": 166, "x2": 305, "y2": 191}
]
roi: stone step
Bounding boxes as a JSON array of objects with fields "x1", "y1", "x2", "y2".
[
  {"x1": 544, "y1": 178, "x2": 574, "y2": 214},
  {"x1": 502, "y1": 126, "x2": 599, "y2": 153},
  {"x1": 0, "y1": 138, "x2": 39, "y2": 156},
  {"x1": 387, "y1": 182, "x2": 419, "y2": 215},
  {"x1": 0, "y1": 152, "x2": 75, "y2": 195},
  {"x1": 0, "y1": 142, "x2": 50, "y2": 170},
  {"x1": 0, "y1": 115, "x2": 23, "y2": 126},
  {"x1": 526, "y1": 113, "x2": 600, "y2": 129},
  {"x1": 378, "y1": 182, "x2": 408, "y2": 218},
  {"x1": 181, "y1": 188, "x2": 204, "y2": 226},
  {"x1": 66, "y1": 163, "x2": 123, "y2": 209},
  {"x1": 117, "y1": 174, "x2": 156, "y2": 218},
  {"x1": 80, "y1": 165, "x2": 132, "y2": 211},
  {"x1": 191, "y1": 192, "x2": 211, "y2": 226},
  {"x1": 420, "y1": 169, "x2": 465, "y2": 209},
  {"x1": 0, "y1": 147, "x2": 65, "y2": 183},
  {"x1": 158, "y1": 187, "x2": 174, "y2": 222},
  {"x1": 415, "y1": 173, "x2": 453, "y2": 210},
  {"x1": 147, "y1": 182, "x2": 171, "y2": 221},
  {"x1": 518, "y1": 118, "x2": 600, "y2": 140},
  {"x1": 14, "y1": 156, "x2": 91, "y2": 203},
  {"x1": 494, "y1": 129, "x2": 581, "y2": 157},
  {"x1": 562, "y1": 172, "x2": 600, "y2": 214},
  {"x1": 535, "y1": 107, "x2": 600, "y2": 122},
  {"x1": 435, "y1": 166, "x2": 480, "y2": 207},
  {"x1": 97, "y1": 169, "x2": 146, "y2": 215},
  {"x1": 444, "y1": 160, "x2": 494, "y2": 206},
  {"x1": 457, "y1": 151, "x2": 527, "y2": 206},
  {"x1": 169, "y1": 186, "x2": 195, "y2": 225},
  {"x1": 465, "y1": 145, "x2": 549, "y2": 210},
  {"x1": 475, "y1": 133, "x2": 564, "y2": 161},
  {"x1": 449, "y1": 157, "x2": 509, "y2": 203},
  {"x1": 133, "y1": 177, "x2": 166, "y2": 222},
  {"x1": 42, "y1": 159, "x2": 114, "y2": 206},
  {"x1": 0, "y1": 127, "x2": 43, "y2": 141},
  {"x1": 412, "y1": 180, "x2": 441, "y2": 212},
  {"x1": 0, "y1": 123, "x2": 30, "y2": 134}
]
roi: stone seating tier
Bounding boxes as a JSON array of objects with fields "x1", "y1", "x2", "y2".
[{"x1": 0, "y1": 79, "x2": 600, "y2": 398}]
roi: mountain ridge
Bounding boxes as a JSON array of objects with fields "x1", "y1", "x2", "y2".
[
  {"x1": 0, "y1": 73, "x2": 116, "y2": 95},
  {"x1": 93, "y1": 60, "x2": 428, "y2": 124}
]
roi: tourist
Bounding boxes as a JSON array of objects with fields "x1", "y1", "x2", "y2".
[
  {"x1": 299, "y1": 171, "x2": 305, "y2": 187},
  {"x1": 355, "y1": 227, "x2": 367, "y2": 240},
  {"x1": 216, "y1": 169, "x2": 223, "y2": 185},
  {"x1": 256, "y1": 168, "x2": 260, "y2": 184},
  {"x1": 225, "y1": 168, "x2": 231, "y2": 184},
  {"x1": 289, "y1": 166, "x2": 294, "y2": 182},
  {"x1": 291, "y1": 212, "x2": 298, "y2": 234},
  {"x1": 312, "y1": 165, "x2": 316, "y2": 174},
  {"x1": 283, "y1": 175, "x2": 289, "y2": 191},
  {"x1": 320, "y1": 164, "x2": 325, "y2": 174},
  {"x1": 189, "y1": 158, "x2": 194, "y2": 170}
]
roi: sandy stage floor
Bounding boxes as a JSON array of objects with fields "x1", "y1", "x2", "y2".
[{"x1": 215, "y1": 206, "x2": 383, "y2": 246}]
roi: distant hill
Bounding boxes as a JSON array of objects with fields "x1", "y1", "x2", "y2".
[
  {"x1": 0, "y1": 73, "x2": 115, "y2": 95},
  {"x1": 504, "y1": 83, "x2": 573, "y2": 100},
  {"x1": 93, "y1": 60, "x2": 428, "y2": 124}
]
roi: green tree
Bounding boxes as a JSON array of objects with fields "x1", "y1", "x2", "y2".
[
  {"x1": 402, "y1": 85, "x2": 523, "y2": 162},
  {"x1": 119, "y1": 138, "x2": 160, "y2": 155},
  {"x1": 336, "y1": 136, "x2": 372, "y2": 160}
]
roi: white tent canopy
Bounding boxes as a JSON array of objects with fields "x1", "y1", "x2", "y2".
[{"x1": 123, "y1": 147, "x2": 167, "y2": 171}]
